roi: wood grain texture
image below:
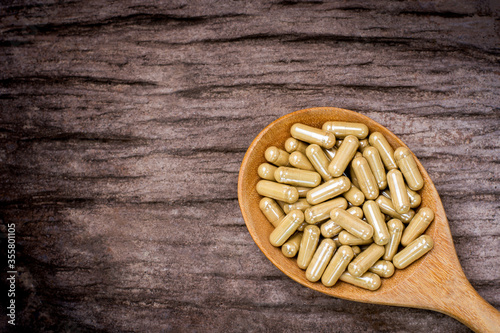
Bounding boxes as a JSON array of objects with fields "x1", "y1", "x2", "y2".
[{"x1": 0, "y1": 0, "x2": 499, "y2": 332}]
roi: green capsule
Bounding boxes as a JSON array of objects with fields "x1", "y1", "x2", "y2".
[
  {"x1": 368, "y1": 132, "x2": 397, "y2": 170},
  {"x1": 394, "y1": 147, "x2": 424, "y2": 191},
  {"x1": 320, "y1": 220, "x2": 343, "y2": 238},
  {"x1": 351, "y1": 157, "x2": 379, "y2": 200},
  {"x1": 401, "y1": 207, "x2": 434, "y2": 246},
  {"x1": 304, "y1": 197, "x2": 348, "y2": 224},
  {"x1": 274, "y1": 166, "x2": 321, "y2": 188},
  {"x1": 306, "y1": 239, "x2": 337, "y2": 282},
  {"x1": 348, "y1": 243, "x2": 385, "y2": 277},
  {"x1": 297, "y1": 225, "x2": 321, "y2": 269},
  {"x1": 328, "y1": 135, "x2": 360, "y2": 177},
  {"x1": 369, "y1": 260, "x2": 395, "y2": 278},
  {"x1": 284, "y1": 137, "x2": 308, "y2": 154},
  {"x1": 330, "y1": 208, "x2": 374, "y2": 240},
  {"x1": 265, "y1": 146, "x2": 290, "y2": 166},
  {"x1": 339, "y1": 272, "x2": 381, "y2": 291},
  {"x1": 306, "y1": 176, "x2": 351, "y2": 205},
  {"x1": 257, "y1": 180, "x2": 299, "y2": 204},
  {"x1": 291, "y1": 123, "x2": 336, "y2": 149},
  {"x1": 338, "y1": 230, "x2": 374, "y2": 246},
  {"x1": 363, "y1": 200, "x2": 390, "y2": 245},
  {"x1": 289, "y1": 151, "x2": 315, "y2": 171},
  {"x1": 375, "y1": 195, "x2": 415, "y2": 223},
  {"x1": 384, "y1": 219, "x2": 404, "y2": 261},
  {"x1": 259, "y1": 197, "x2": 285, "y2": 227},
  {"x1": 282, "y1": 232, "x2": 303, "y2": 258},
  {"x1": 393, "y1": 235, "x2": 434, "y2": 269},
  {"x1": 306, "y1": 144, "x2": 333, "y2": 181},
  {"x1": 387, "y1": 169, "x2": 411, "y2": 214},
  {"x1": 322, "y1": 121, "x2": 369, "y2": 139},
  {"x1": 363, "y1": 147, "x2": 387, "y2": 190},
  {"x1": 322, "y1": 245, "x2": 354, "y2": 287},
  {"x1": 283, "y1": 198, "x2": 312, "y2": 214},
  {"x1": 269, "y1": 210, "x2": 304, "y2": 247}
]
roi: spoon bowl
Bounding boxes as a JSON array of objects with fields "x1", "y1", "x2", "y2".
[{"x1": 238, "y1": 107, "x2": 499, "y2": 332}]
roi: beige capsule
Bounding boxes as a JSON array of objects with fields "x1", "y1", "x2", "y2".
[
  {"x1": 394, "y1": 147, "x2": 424, "y2": 191},
  {"x1": 306, "y1": 176, "x2": 351, "y2": 205},
  {"x1": 322, "y1": 245, "x2": 354, "y2": 287},
  {"x1": 393, "y1": 235, "x2": 434, "y2": 269},
  {"x1": 369, "y1": 132, "x2": 397, "y2": 170},
  {"x1": 274, "y1": 167, "x2": 321, "y2": 188},
  {"x1": 352, "y1": 157, "x2": 379, "y2": 200},
  {"x1": 382, "y1": 187, "x2": 421, "y2": 209},
  {"x1": 363, "y1": 200, "x2": 390, "y2": 245},
  {"x1": 328, "y1": 135, "x2": 360, "y2": 177},
  {"x1": 358, "y1": 139, "x2": 370, "y2": 153},
  {"x1": 258, "y1": 163, "x2": 278, "y2": 181},
  {"x1": 349, "y1": 163, "x2": 360, "y2": 188},
  {"x1": 306, "y1": 239, "x2": 337, "y2": 282},
  {"x1": 269, "y1": 210, "x2": 304, "y2": 247},
  {"x1": 347, "y1": 206, "x2": 364, "y2": 219},
  {"x1": 369, "y1": 260, "x2": 395, "y2": 278},
  {"x1": 295, "y1": 186, "x2": 311, "y2": 198},
  {"x1": 283, "y1": 198, "x2": 312, "y2": 214},
  {"x1": 401, "y1": 207, "x2": 435, "y2": 247},
  {"x1": 304, "y1": 197, "x2": 348, "y2": 224},
  {"x1": 339, "y1": 272, "x2": 381, "y2": 291},
  {"x1": 387, "y1": 169, "x2": 411, "y2": 214},
  {"x1": 265, "y1": 146, "x2": 290, "y2": 166},
  {"x1": 376, "y1": 195, "x2": 415, "y2": 223},
  {"x1": 289, "y1": 151, "x2": 315, "y2": 171},
  {"x1": 297, "y1": 225, "x2": 321, "y2": 269},
  {"x1": 320, "y1": 219, "x2": 343, "y2": 238},
  {"x1": 323, "y1": 147, "x2": 337, "y2": 160},
  {"x1": 351, "y1": 246, "x2": 362, "y2": 257},
  {"x1": 284, "y1": 137, "x2": 308, "y2": 154},
  {"x1": 282, "y1": 232, "x2": 303, "y2": 258},
  {"x1": 330, "y1": 208, "x2": 374, "y2": 240},
  {"x1": 363, "y1": 147, "x2": 387, "y2": 190},
  {"x1": 306, "y1": 144, "x2": 333, "y2": 181},
  {"x1": 332, "y1": 235, "x2": 342, "y2": 248},
  {"x1": 335, "y1": 139, "x2": 343, "y2": 148},
  {"x1": 354, "y1": 151, "x2": 362, "y2": 158},
  {"x1": 343, "y1": 184, "x2": 365, "y2": 207},
  {"x1": 297, "y1": 221, "x2": 308, "y2": 232},
  {"x1": 348, "y1": 243, "x2": 385, "y2": 277},
  {"x1": 256, "y1": 180, "x2": 299, "y2": 204},
  {"x1": 290, "y1": 123, "x2": 336, "y2": 149},
  {"x1": 322, "y1": 121, "x2": 369, "y2": 139},
  {"x1": 259, "y1": 197, "x2": 285, "y2": 227},
  {"x1": 338, "y1": 230, "x2": 374, "y2": 246},
  {"x1": 384, "y1": 218, "x2": 404, "y2": 261}
]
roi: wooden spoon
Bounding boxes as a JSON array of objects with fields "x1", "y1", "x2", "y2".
[{"x1": 238, "y1": 107, "x2": 500, "y2": 332}]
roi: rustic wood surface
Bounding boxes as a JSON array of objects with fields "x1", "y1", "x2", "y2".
[{"x1": 0, "y1": 0, "x2": 499, "y2": 332}]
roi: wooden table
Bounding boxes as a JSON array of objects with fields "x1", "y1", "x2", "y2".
[{"x1": 1, "y1": 1, "x2": 499, "y2": 331}]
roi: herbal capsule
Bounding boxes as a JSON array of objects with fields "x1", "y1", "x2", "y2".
[
  {"x1": 394, "y1": 147, "x2": 424, "y2": 191},
  {"x1": 352, "y1": 157, "x2": 379, "y2": 200},
  {"x1": 256, "y1": 180, "x2": 299, "y2": 204},
  {"x1": 347, "y1": 206, "x2": 363, "y2": 219},
  {"x1": 259, "y1": 197, "x2": 285, "y2": 227},
  {"x1": 306, "y1": 176, "x2": 351, "y2": 205},
  {"x1": 323, "y1": 147, "x2": 337, "y2": 160},
  {"x1": 358, "y1": 139, "x2": 370, "y2": 153},
  {"x1": 322, "y1": 245, "x2": 354, "y2": 287},
  {"x1": 276, "y1": 200, "x2": 287, "y2": 212},
  {"x1": 339, "y1": 272, "x2": 381, "y2": 291},
  {"x1": 384, "y1": 219, "x2": 404, "y2": 261},
  {"x1": 338, "y1": 230, "x2": 374, "y2": 245},
  {"x1": 283, "y1": 198, "x2": 312, "y2": 214},
  {"x1": 322, "y1": 121, "x2": 369, "y2": 139},
  {"x1": 349, "y1": 164, "x2": 360, "y2": 188},
  {"x1": 369, "y1": 260, "x2": 395, "y2": 278},
  {"x1": 382, "y1": 187, "x2": 421, "y2": 209},
  {"x1": 354, "y1": 151, "x2": 362, "y2": 158},
  {"x1": 297, "y1": 225, "x2": 321, "y2": 269},
  {"x1": 376, "y1": 196, "x2": 415, "y2": 223},
  {"x1": 304, "y1": 197, "x2": 348, "y2": 224},
  {"x1": 327, "y1": 135, "x2": 360, "y2": 177},
  {"x1": 295, "y1": 186, "x2": 311, "y2": 198},
  {"x1": 369, "y1": 132, "x2": 397, "y2": 170},
  {"x1": 348, "y1": 243, "x2": 385, "y2": 277},
  {"x1": 258, "y1": 163, "x2": 278, "y2": 181},
  {"x1": 306, "y1": 239, "x2": 336, "y2": 282},
  {"x1": 289, "y1": 151, "x2": 315, "y2": 171},
  {"x1": 306, "y1": 144, "x2": 333, "y2": 181},
  {"x1": 363, "y1": 200, "x2": 390, "y2": 245},
  {"x1": 351, "y1": 246, "x2": 361, "y2": 257},
  {"x1": 274, "y1": 167, "x2": 321, "y2": 188},
  {"x1": 269, "y1": 210, "x2": 304, "y2": 247},
  {"x1": 393, "y1": 235, "x2": 434, "y2": 269},
  {"x1": 335, "y1": 139, "x2": 343, "y2": 148},
  {"x1": 321, "y1": 220, "x2": 343, "y2": 238},
  {"x1": 282, "y1": 232, "x2": 303, "y2": 258},
  {"x1": 297, "y1": 221, "x2": 307, "y2": 232},
  {"x1": 284, "y1": 137, "x2": 308, "y2": 154},
  {"x1": 330, "y1": 208, "x2": 373, "y2": 240},
  {"x1": 363, "y1": 147, "x2": 387, "y2": 190},
  {"x1": 401, "y1": 207, "x2": 434, "y2": 246},
  {"x1": 290, "y1": 123, "x2": 336, "y2": 149},
  {"x1": 342, "y1": 184, "x2": 365, "y2": 207},
  {"x1": 387, "y1": 169, "x2": 411, "y2": 214},
  {"x1": 265, "y1": 146, "x2": 290, "y2": 166},
  {"x1": 332, "y1": 235, "x2": 341, "y2": 248}
]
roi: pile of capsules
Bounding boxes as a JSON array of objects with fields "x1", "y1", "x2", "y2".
[{"x1": 256, "y1": 122, "x2": 434, "y2": 291}]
